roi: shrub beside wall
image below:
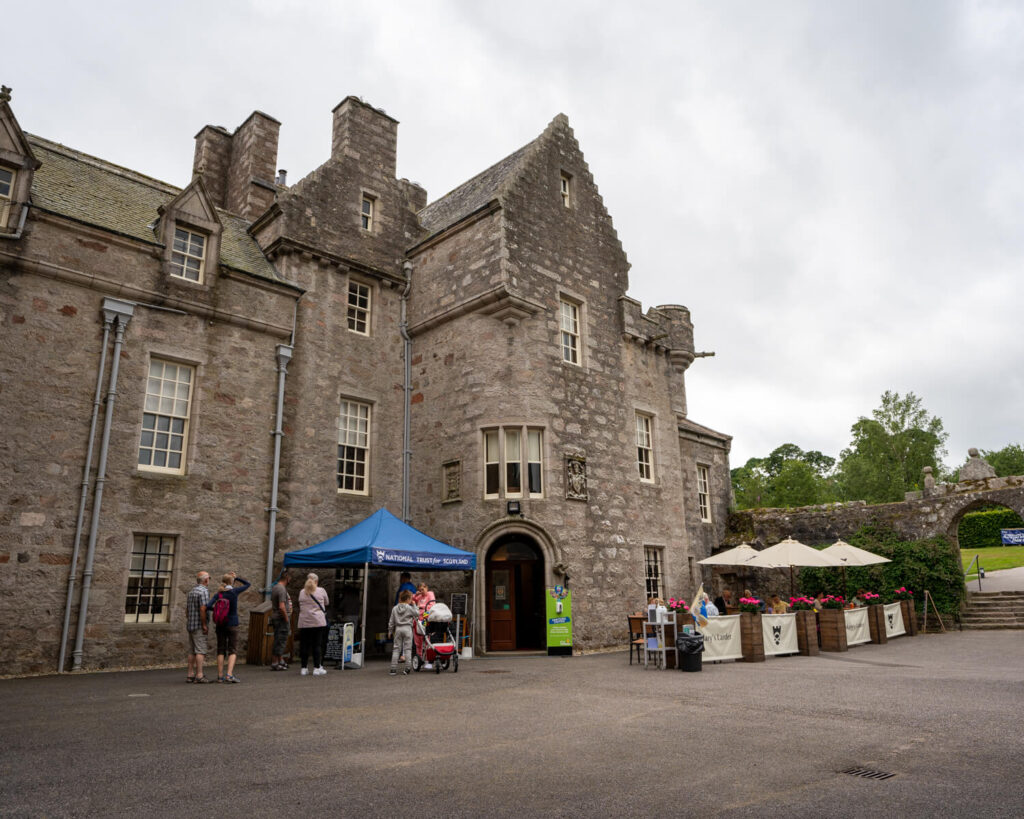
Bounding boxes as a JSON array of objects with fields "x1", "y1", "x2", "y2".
[
  {"x1": 957, "y1": 507, "x2": 1024, "y2": 551},
  {"x1": 799, "y1": 525, "x2": 965, "y2": 616}
]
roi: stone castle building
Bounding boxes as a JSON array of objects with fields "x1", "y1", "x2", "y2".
[{"x1": 0, "y1": 87, "x2": 732, "y2": 674}]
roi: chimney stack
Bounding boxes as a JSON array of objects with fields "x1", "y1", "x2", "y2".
[{"x1": 331, "y1": 96, "x2": 398, "y2": 177}]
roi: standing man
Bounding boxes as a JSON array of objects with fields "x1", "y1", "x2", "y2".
[
  {"x1": 394, "y1": 572, "x2": 416, "y2": 605},
  {"x1": 185, "y1": 571, "x2": 211, "y2": 683},
  {"x1": 270, "y1": 570, "x2": 292, "y2": 671},
  {"x1": 714, "y1": 588, "x2": 732, "y2": 615}
]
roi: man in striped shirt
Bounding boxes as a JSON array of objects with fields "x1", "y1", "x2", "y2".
[{"x1": 185, "y1": 571, "x2": 211, "y2": 683}]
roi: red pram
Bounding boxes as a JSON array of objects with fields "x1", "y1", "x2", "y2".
[{"x1": 412, "y1": 604, "x2": 459, "y2": 673}]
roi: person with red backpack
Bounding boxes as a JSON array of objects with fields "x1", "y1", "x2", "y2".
[{"x1": 210, "y1": 573, "x2": 250, "y2": 683}]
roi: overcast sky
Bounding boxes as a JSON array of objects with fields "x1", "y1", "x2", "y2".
[{"x1": 7, "y1": 1, "x2": 1022, "y2": 471}]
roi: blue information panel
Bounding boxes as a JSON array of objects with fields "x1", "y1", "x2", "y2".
[{"x1": 1001, "y1": 528, "x2": 1024, "y2": 545}]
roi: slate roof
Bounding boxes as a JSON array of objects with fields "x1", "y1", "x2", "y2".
[
  {"x1": 26, "y1": 135, "x2": 284, "y2": 285},
  {"x1": 678, "y1": 416, "x2": 733, "y2": 444},
  {"x1": 417, "y1": 138, "x2": 538, "y2": 236}
]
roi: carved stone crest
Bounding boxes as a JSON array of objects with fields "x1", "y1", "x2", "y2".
[
  {"x1": 442, "y1": 460, "x2": 461, "y2": 503},
  {"x1": 565, "y1": 455, "x2": 587, "y2": 501}
]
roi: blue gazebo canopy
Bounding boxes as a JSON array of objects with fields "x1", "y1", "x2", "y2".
[{"x1": 283, "y1": 508, "x2": 476, "y2": 570}]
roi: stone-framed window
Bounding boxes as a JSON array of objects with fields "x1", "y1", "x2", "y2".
[
  {"x1": 169, "y1": 227, "x2": 207, "y2": 283},
  {"x1": 635, "y1": 412, "x2": 654, "y2": 482},
  {"x1": 337, "y1": 399, "x2": 371, "y2": 494},
  {"x1": 560, "y1": 298, "x2": 581, "y2": 365},
  {"x1": 0, "y1": 166, "x2": 14, "y2": 226},
  {"x1": 138, "y1": 359, "x2": 194, "y2": 474},
  {"x1": 644, "y1": 546, "x2": 663, "y2": 601},
  {"x1": 360, "y1": 194, "x2": 375, "y2": 231},
  {"x1": 125, "y1": 534, "x2": 176, "y2": 624},
  {"x1": 442, "y1": 460, "x2": 462, "y2": 503},
  {"x1": 697, "y1": 464, "x2": 711, "y2": 522},
  {"x1": 483, "y1": 426, "x2": 544, "y2": 499},
  {"x1": 347, "y1": 280, "x2": 371, "y2": 335},
  {"x1": 560, "y1": 171, "x2": 572, "y2": 208}
]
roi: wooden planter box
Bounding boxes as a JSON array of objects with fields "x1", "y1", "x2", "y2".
[
  {"x1": 740, "y1": 612, "x2": 765, "y2": 663},
  {"x1": 817, "y1": 608, "x2": 848, "y2": 652},
  {"x1": 794, "y1": 609, "x2": 818, "y2": 656},
  {"x1": 900, "y1": 599, "x2": 918, "y2": 636},
  {"x1": 867, "y1": 604, "x2": 888, "y2": 644}
]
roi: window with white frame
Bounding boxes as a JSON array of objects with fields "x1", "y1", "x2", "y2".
[
  {"x1": 337, "y1": 399, "x2": 371, "y2": 494},
  {"x1": 347, "y1": 280, "x2": 371, "y2": 335},
  {"x1": 697, "y1": 465, "x2": 711, "y2": 522},
  {"x1": 560, "y1": 299, "x2": 580, "y2": 364},
  {"x1": 483, "y1": 425, "x2": 544, "y2": 499},
  {"x1": 125, "y1": 534, "x2": 175, "y2": 623},
  {"x1": 0, "y1": 167, "x2": 14, "y2": 225},
  {"x1": 170, "y1": 227, "x2": 207, "y2": 283},
  {"x1": 360, "y1": 195, "x2": 375, "y2": 231},
  {"x1": 138, "y1": 359, "x2": 194, "y2": 473},
  {"x1": 644, "y1": 547, "x2": 663, "y2": 601},
  {"x1": 635, "y1": 412, "x2": 654, "y2": 482},
  {"x1": 560, "y1": 172, "x2": 572, "y2": 208}
]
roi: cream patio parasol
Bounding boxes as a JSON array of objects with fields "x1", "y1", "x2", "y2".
[
  {"x1": 743, "y1": 536, "x2": 846, "y2": 597},
  {"x1": 697, "y1": 542, "x2": 759, "y2": 566},
  {"x1": 820, "y1": 540, "x2": 891, "y2": 567},
  {"x1": 821, "y1": 539, "x2": 891, "y2": 593}
]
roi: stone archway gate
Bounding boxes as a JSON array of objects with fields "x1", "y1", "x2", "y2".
[{"x1": 727, "y1": 475, "x2": 1024, "y2": 549}]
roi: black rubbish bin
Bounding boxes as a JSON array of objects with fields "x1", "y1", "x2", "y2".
[{"x1": 676, "y1": 633, "x2": 704, "y2": 672}]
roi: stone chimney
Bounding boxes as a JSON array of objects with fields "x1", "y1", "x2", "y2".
[
  {"x1": 193, "y1": 110, "x2": 280, "y2": 220},
  {"x1": 331, "y1": 97, "x2": 397, "y2": 177}
]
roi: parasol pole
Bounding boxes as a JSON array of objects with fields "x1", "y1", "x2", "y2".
[{"x1": 359, "y1": 561, "x2": 369, "y2": 668}]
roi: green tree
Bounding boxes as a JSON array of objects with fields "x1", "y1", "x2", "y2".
[
  {"x1": 837, "y1": 391, "x2": 948, "y2": 503},
  {"x1": 731, "y1": 443, "x2": 838, "y2": 509},
  {"x1": 979, "y1": 443, "x2": 1024, "y2": 478}
]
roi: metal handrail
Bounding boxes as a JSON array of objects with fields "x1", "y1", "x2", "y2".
[{"x1": 964, "y1": 554, "x2": 983, "y2": 591}]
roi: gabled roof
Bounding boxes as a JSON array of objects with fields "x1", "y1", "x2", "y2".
[
  {"x1": 417, "y1": 136, "x2": 539, "y2": 236},
  {"x1": 25, "y1": 135, "x2": 285, "y2": 285}
]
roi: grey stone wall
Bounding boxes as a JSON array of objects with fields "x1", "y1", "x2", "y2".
[{"x1": 1, "y1": 218, "x2": 297, "y2": 674}]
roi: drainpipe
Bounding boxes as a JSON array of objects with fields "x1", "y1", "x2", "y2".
[
  {"x1": 71, "y1": 298, "x2": 134, "y2": 671},
  {"x1": 400, "y1": 261, "x2": 413, "y2": 524},
  {"x1": 57, "y1": 309, "x2": 114, "y2": 672},
  {"x1": 0, "y1": 203, "x2": 31, "y2": 241},
  {"x1": 263, "y1": 343, "x2": 293, "y2": 596}
]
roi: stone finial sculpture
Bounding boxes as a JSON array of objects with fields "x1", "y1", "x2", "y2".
[
  {"x1": 922, "y1": 466, "x2": 935, "y2": 490},
  {"x1": 960, "y1": 448, "x2": 997, "y2": 481}
]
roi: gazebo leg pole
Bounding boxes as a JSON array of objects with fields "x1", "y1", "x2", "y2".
[{"x1": 360, "y1": 561, "x2": 369, "y2": 668}]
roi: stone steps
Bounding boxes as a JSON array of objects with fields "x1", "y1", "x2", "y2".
[{"x1": 960, "y1": 591, "x2": 1024, "y2": 630}]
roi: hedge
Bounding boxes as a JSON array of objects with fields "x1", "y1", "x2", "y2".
[
  {"x1": 957, "y1": 507, "x2": 1024, "y2": 551},
  {"x1": 799, "y1": 524, "x2": 965, "y2": 616}
]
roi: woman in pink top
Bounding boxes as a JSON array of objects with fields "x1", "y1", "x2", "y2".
[
  {"x1": 412, "y1": 582, "x2": 436, "y2": 659},
  {"x1": 297, "y1": 573, "x2": 330, "y2": 676},
  {"x1": 413, "y1": 582, "x2": 435, "y2": 614}
]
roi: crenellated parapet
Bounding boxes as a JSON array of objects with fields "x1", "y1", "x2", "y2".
[{"x1": 618, "y1": 297, "x2": 695, "y2": 371}]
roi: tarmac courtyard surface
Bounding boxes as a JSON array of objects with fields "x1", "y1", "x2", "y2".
[{"x1": 1, "y1": 630, "x2": 1023, "y2": 818}]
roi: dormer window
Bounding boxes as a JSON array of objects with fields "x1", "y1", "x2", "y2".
[
  {"x1": 0, "y1": 167, "x2": 14, "y2": 224},
  {"x1": 170, "y1": 227, "x2": 207, "y2": 282},
  {"x1": 560, "y1": 172, "x2": 572, "y2": 208},
  {"x1": 361, "y1": 195, "x2": 375, "y2": 231}
]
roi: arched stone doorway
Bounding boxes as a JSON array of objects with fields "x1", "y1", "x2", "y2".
[{"x1": 484, "y1": 534, "x2": 547, "y2": 651}]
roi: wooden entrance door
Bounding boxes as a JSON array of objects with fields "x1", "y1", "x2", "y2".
[{"x1": 487, "y1": 567, "x2": 516, "y2": 651}]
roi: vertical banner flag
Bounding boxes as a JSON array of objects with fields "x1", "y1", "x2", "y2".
[{"x1": 546, "y1": 587, "x2": 572, "y2": 650}]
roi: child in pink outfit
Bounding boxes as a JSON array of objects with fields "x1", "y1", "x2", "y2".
[{"x1": 412, "y1": 583, "x2": 436, "y2": 662}]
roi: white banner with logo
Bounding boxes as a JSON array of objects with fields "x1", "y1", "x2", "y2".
[
  {"x1": 883, "y1": 603, "x2": 906, "y2": 638},
  {"x1": 698, "y1": 614, "x2": 743, "y2": 661},
  {"x1": 844, "y1": 607, "x2": 870, "y2": 645},
  {"x1": 761, "y1": 613, "x2": 798, "y2": 656}
]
